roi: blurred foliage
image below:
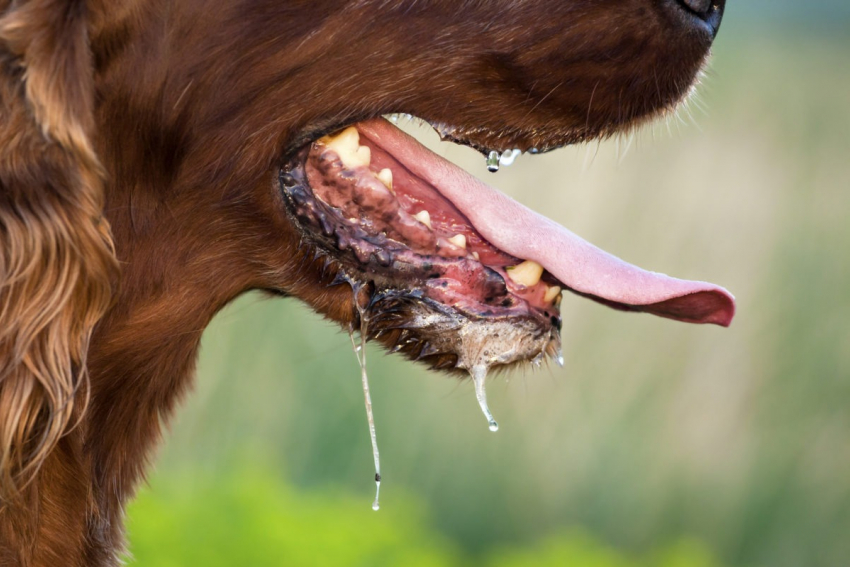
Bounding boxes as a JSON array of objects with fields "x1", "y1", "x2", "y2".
[
  {"x1": 125, "y1": 20, "x2": 850, "y2": 567},
  {"x1": 126, "y1": 466, "x2": 459, "y2": 567},
  {"x1": 489, "y1": 531, "x2": 723, "y2": 567},
  {"x1": 126, "y1": 466, "x2": 724, "y2": 567}
]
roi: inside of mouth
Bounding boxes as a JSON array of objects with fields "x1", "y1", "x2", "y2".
[
  {"x1": 284, "y1": 117, "x2": 735, "y2": 330},
  {"x1": 296, "y1": 126, "x2": 563, "y2": 319}
]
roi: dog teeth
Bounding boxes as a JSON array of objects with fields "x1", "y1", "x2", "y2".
[
  {"x1": 544, "y1": 285, "x2": 562, "y2": 304},
  {"x1": 448, "y1": 234, "x2": 466, "y2": 249},
  {"x1": 413, "y1": 210, "x2": 432, "y2": 229},
  {"x1": 376, "y1": 168, "x2": 393, "y2": 191},
  {"x1": 472, "y1": 251, "x2": 480, "y2": 261},
  {"x1": 506, "y1": 260, "x2": 543, "y2": 287},
  {"x1": 320, "y1": 126, "x2": 371, "y2": 168}
]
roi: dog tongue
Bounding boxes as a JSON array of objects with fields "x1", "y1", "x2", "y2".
[{"x1": 357, "y1": 119, "x2": 735, "y2": 326}]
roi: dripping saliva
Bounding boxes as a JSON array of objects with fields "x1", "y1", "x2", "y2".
[
  {"x1": 486, "y1": 151, "x2": 501, "y2": 173},
  {"x1": 349, "y1": 285, "x2": 381, "y2": 511},
  {"x1": 470, "y1": 364, "x2": 499, "y2": 432},
  {"x1": 499, "y1": 149, "x2": 521, "y2": 167},
  {"x1": 487, "y1": 149, "x2": 521, "y2": 172},
  {"x1": 531, "y1": 352, "x2": 545, "y2": 369}
]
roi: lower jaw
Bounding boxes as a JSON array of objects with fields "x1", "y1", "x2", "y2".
[{"x1": 278, "y1": 134, "x2": 563, "y2": 372}]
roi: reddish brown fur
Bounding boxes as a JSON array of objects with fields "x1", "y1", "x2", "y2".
[{"x1": 0, "y1": 0, "x2": 718, "y2": 564}]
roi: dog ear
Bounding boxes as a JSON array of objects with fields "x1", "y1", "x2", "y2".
[{"x1": 0, "y1": 0, "x2": 117, "y2": 499}]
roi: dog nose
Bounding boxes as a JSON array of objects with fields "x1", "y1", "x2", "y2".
[
  {"x1": 673, "y1": 0, "x2": 726, "y2": 36},
  {"x1": 680, "y1": 0, "x2": 711, "y2": 13}
]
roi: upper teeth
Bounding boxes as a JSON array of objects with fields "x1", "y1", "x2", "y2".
[
  {"x1": 320, "y1": 126, "x2": 371, "y2": 169},
  {"x1": 506, "y1": 260, "x2": 543, "y2": 287}
]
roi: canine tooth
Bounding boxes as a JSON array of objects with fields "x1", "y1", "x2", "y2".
[
  {"x1": 506, "y1": 260, "x2": 543, "y2": 287},
  {"x1": 376, "y1": 168, "x2": 393, "y2": 191},
  {"x1": 359, "y1": 146, "x2": 371, "y2": 166},
  {"x1": 413, "y1": 210, "x2": 432, "y2": 229},
  {"x1": 472, "y1": 251, "x2": 480, "y2": 261},
  {"x1": 320, "y1": 126, "x2": 371, "y2": 168},
  {"x1": 448, "y1": 234, "x2": 466, "y2": 249},
  {"x1": 544, "y1": 285, "x2": 562, "y2": 304}
]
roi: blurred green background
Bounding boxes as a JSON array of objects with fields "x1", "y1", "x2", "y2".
[{"x1": 125, "y1": 5, "x2": 850, "y2": 567}]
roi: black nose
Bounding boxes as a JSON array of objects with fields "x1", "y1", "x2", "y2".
[
  {"x1": 681, "y1": 0, "x2": 712, "y2": 13},
  {"x1": 673, "y1": 0, "x2": 726, "y2": 36}
]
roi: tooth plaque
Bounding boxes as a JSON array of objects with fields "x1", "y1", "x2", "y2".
[
  {"x1": 506, "y1": 260, "x2": 544, "y2": 287},
  {"x1": 320, "y1": 126, "x2": 371, "y2": 169}
]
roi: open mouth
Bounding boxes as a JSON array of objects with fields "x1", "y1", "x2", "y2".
[{"x1": 279, "y1": 117, "x2": 735, "y2": 374}]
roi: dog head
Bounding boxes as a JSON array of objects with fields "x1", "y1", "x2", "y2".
[{"x1": 0, "y1": 0, "x2": 731, "y2": 496}]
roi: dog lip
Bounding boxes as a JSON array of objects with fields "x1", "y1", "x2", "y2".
[{"x1": 426, "y1": 120, "x2": 570, "y2": 157}]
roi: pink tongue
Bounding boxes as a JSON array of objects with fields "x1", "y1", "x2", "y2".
[{"x1": 357, "y1": 119, "x2": 735, "y2": 326}]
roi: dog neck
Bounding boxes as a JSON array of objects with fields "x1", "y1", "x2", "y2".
[{"x1": 81, "y1": 221, "x2": 251, "y2": 556}]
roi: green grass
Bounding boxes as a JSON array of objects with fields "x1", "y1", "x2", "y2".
[
  {"x1": 126, "y1": 26, "x2": 850, "y2": 567},
  {"x1": 127, "y1": 466, "x2": 459, "y2": 567}
]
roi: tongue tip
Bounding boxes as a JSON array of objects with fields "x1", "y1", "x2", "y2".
[
  {"x1": 699, "y1": 288, "x2": 737, "y2": 328},
  {"x1": 706, "y1": 293, "x2": 736, "y2": 328},
  {"x1": 641, "y1": 287, "x2": 736, "y2": 327}
]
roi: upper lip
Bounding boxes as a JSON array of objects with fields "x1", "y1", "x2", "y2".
[{"x1": 284, "y1": 113, "x2": 576, "y2": 167}]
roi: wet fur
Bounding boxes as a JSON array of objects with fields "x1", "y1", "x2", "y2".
[{"x1": 0, "y1": 0, "x2": 715, "y2": 564}]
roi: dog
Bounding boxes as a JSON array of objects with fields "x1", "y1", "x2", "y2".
[{"x1": 0, "y1": 0, "x2": 733, "y2": 564}]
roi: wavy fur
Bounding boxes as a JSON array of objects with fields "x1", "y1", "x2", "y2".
[{"x1": 0, "y1": 0, "x2": 116, "y2": 500}]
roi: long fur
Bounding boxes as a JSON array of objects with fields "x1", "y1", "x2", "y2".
[
  {"x1": 0, "y1": 0, "x2": 116, "y2": 500},
  {"x1": 0, "y1": 0, "x2": 718, "y2": 564}
]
